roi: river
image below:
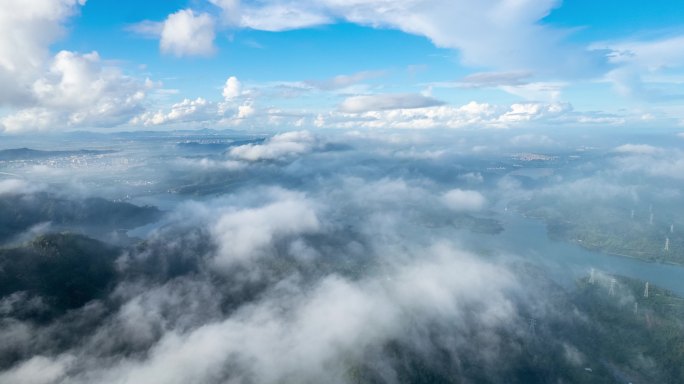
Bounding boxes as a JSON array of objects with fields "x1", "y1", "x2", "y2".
[{"x1": 462, "y1": 212, "x2": 684, "y2": 295}]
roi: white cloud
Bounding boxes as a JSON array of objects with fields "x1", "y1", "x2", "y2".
[
  {"x1": 613, "y1": 144, "x2": 663, "y2": 155},
  {"x1": 211, "y1": 192, "x2": 320, "y2": 268},
  {"x1": 0, "y1": 0, "x2": 149, "y2": 132},
  {"x1": 238, "y1": 4, "x2": 332, "y2": 31},
  {"x1": 126, "y1": 20, "x2": 164, "y2": 38},
  {"x1": 33, "y1": 51, "x2": 139, "y2": 109},
  {"x1": 0, "y1": 179, "x2": 43, "y2": 196},
  {"x1": 132, "y1": 97, "x2": 213, "y2": 126},
  {"x1": 64, "y1": 244, "x2": 517, "y2": 384},
  {"x1": 500, "y1": 82, "x2": 566, "y2": 101},
  {"x1": 1, "y1": 109, "x2": 60, "y2": 133},
  {"x1": 237, "y1": 103, "x2": 255, "y2": 118},
  {"x1": 125, "y1": 96, "x2": 625, "y2": 131},
  {"x1": 599, "y1": 35, "x2": 684, "y2": 71},
  {"x1": 593, "y1": 35, "x2": 684, "y2": 100},
  {"x1": 0, "y1": 355, "x2": 75, "y2": 384},
  {"x1": 131, "y1": 77, "x2": 255, "y2": 127},
  {"x1": 210, "y1": 0, "x2": 604, "y2": 77},
  {"x1": 327, "y1": 101, "x2": 578, "y2": 130},
  {"x1": 208, "y1": 0, "x2": 241, "y2": 25},
  {"x1": 0, "y1": 0, "x2": 85, "y2": 106},
  {"x1": 458, "y1": 71, "x2": 533, "y2": 88},
  {"x1": 2, "y1": 50, "x2": 146, "y2": 132},
  {"x1": 222, "y1": 76, "x2": 242, "y2": 99},
  {"x1": 160, "y1": 9, "x2": 216, "y2": 57},
  {"x1": 498, "y1": 102, "x2": 571, "y2": 123},
  {"x1": 442, "y1": 189, "x2": 487, "y2": 212},
  {"x1": 306, "y1": 70, "x2": 385, "y2": 90},
  {"x1": 435, "y1": 73, "x2": 566, "y2": 101},
  {"x1": 339, "y1": 93, "x2": 444, "y2": 113},
  {"x1": 607, "y1": 146, "x2": 684, "y2": 180},
  {"x1": 175, "y1": 157, "x2": 246, "y2": 171},
  {"x1": 229, "y1": 130, "x2": 320, "y2": 161}
]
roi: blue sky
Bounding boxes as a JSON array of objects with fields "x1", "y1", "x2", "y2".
[{"x1": 1, "y1": 0, "x2": 684, "y2": 133}]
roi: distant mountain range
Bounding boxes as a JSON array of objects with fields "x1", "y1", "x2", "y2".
[{"x1": 0, "y1": 148, "x2": 117, "y2": 161}]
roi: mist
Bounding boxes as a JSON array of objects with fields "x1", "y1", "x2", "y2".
[{"x1": 1, "y1": 128, "x2": 683, "y2": 383}]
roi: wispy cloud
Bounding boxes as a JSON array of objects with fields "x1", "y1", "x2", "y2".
[{"x1": 339, "y1": 93, "x2": 445, "y2": 113}]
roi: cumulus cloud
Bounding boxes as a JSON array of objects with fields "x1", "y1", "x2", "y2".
[
  {"x1": 222, "y1": 76, "x2": 242, "y2": 99},
  {"x1": 327, "y1": 101, "x2": 577, "y2": 129},
  {"x1": 160, "y1": 9, "x2": 216, "y2": 57},
  {"x1": 0, "y1": 0, "x2": 85, "y2": 106},
  {"x1": 229, "y1": 130, "x2": 320, "y2": 161},
  {"x1": 236, "y1": 103, "x2": 255, "y2": 119},
  {"x1": 244, "y1": 100, "x2": 594, "y2": 131},
  {"x1": 130, "y1": 76, "x2": 255, "y2": 127},
  {"x1": 132, "y1": 97, "x2": 213, "y2": 126},
  {"x1": 0, "y1": 0, "x2": 156, "y2": 132},
  {"x1": 128, "y1": 96, "x2": 619, "y2": 131},
  {"x1": 442, "y1": 189, "x2": 487, "y2": 212},
  {"x1": 339, "y1": 93, "x2": 445, "y2": 113},
  {"x1": 499, "y1": 102, "x2": 571, "y2": 123},
  {"x1": 0, "y1": 50, "x2": 147, "y2": 132}
]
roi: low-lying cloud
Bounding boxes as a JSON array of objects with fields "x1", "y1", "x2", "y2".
[
  {"x1": 229, "y1": 130, "x2": 320, "y2": 161},
  {"x1": 1, "y1": 128, "x2": 682, "y2": 383},
  {"x1": 442, "y1": 189, "x2": 487, "y2": 212},
  {"x1": 211, "y1": 190, "x2": 320, "y2": 268}
]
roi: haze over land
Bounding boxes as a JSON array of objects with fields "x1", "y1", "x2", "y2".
[
  {"x1": 1, "y1": 129, "x2": 683, "y2": 383},
  {"x1": 2, "y1": 1, "x2": 684, "y2": 383}
]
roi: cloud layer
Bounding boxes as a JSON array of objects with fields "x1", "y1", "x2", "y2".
[{"x1": 2, "y1": 128, "x2": 684, "y2": 382}]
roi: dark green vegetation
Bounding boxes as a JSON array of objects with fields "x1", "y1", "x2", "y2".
[
  {"x1": 0, "y1": 192, "x2": 162, "y2": 243},
  {"x1": 568, "y1": 275, "x2": 684, "y2": 383},
  {"x1": 515, "y1": 199, "x2": 684, "y2": 264},
  {"x1": 0, "y1": 233, "x2": 119, "y2": 318}
]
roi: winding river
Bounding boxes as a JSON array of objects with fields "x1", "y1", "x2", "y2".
[{"x1": 465, "y1": 212, "x2": 684, "y2": 295}]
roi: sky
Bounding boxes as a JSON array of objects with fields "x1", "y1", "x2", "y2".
[{"x1": 1, "y1": 0, "x2": 684, "y2": 133}]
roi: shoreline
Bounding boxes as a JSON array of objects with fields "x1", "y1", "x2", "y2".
[
  {"x1": 571, "y1": 239, "x2": 684, "y2": 268},
  {"x1": 518, "y1": 212, "x2": 684, "y2": 268}
]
